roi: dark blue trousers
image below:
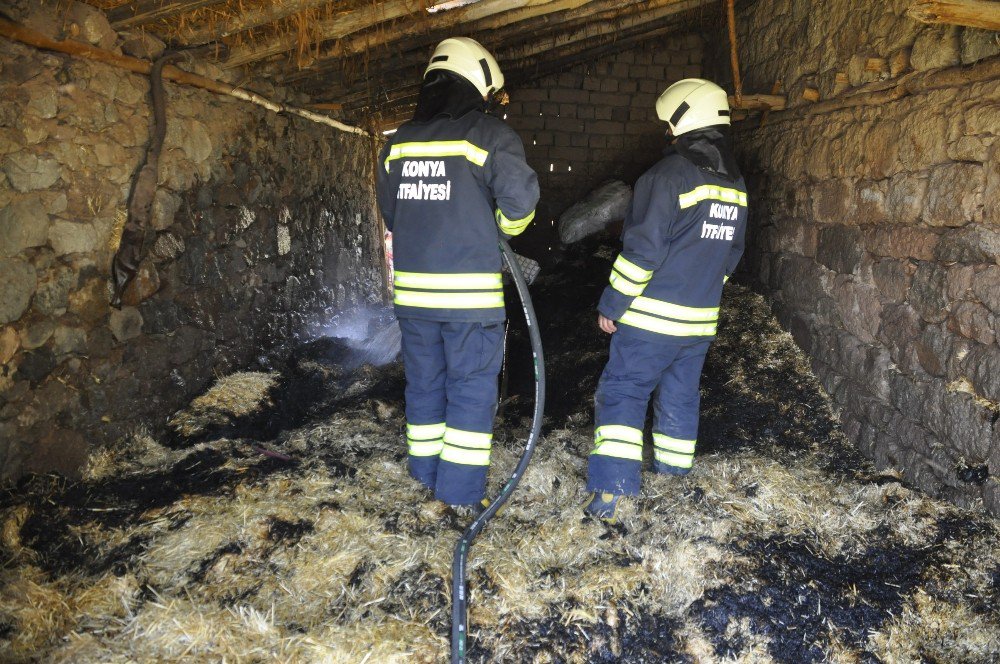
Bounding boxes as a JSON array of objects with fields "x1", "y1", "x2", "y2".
[
  {"x1": 588, "y1": 327, "x2": 711, "y2": 495},
  {"x1": 398, "y1": 318, "x2": 505, "y2": 505}
]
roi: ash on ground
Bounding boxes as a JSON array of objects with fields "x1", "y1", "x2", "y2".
[{"x1": 2, "y1": 238, "x2": 998, "y2": 663}]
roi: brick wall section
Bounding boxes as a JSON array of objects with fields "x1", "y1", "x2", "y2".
[
  {"x1": 505, "y1": 34, "x2": 703, "y2": 257},
  {"x1": 705, "y1": 0, "x2": 1000, "y2": 513},
  {"x1": 0, "y1": 39, "x2": 385, "y2": 481}
]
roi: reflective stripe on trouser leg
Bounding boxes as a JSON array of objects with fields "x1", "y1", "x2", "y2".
[
  {"x1": 588, "y1": 329, "x2": 682, "y2": 496},
  {"x1": 434, "y1": 321, "x2": 505, "y2": 505},
  {"x1": 399, "y1": 318, "x2": 448, "y2": 489},
  {"x1": 652, "y1": 339, "x2": 710, "y2": 476}
]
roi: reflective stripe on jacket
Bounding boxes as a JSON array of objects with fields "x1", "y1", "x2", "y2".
[
  {"x1": 597, "y1": 149, "x2": 748, "y2": 339},
  {"x1": 377, "y1": 111, "x2": 539, "y2": 323}
]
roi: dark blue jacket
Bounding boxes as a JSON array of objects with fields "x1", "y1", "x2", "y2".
[
  {"x1": 377, "y1": 110, "x2": 539, "y2": 323},
  {"x1": 598, "y1": 146, "x2": 747, "y2": 341}
]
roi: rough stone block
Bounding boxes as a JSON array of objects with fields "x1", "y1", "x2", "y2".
[
  {"x1": 33, "y1": 266, "x2": 77, "y2": 316},
  {"x1": 872, "y1": 259, "x2": 915, "y2": 304},
  {"x1": 910, "y1": 26, "x2": 960, "y2": 71},
  {"x1": 812, "y1": 178, "x2": 856, "y2": 224},
  {"x1": 832, "y1": 276, "x2": 883, "y2": 344},
  {"x1": 121, "y1": 31, "x2": 166, "y2": 60},
  {"x1": 2, "y1": 152, "x2": 62, "y2": 192},
  {"x1": 48, "y1": 220, "x2": 98, "y2": 255},
  {"x1": 20, "y1": 320, "x2": 54, "y2": 350},
  {"x1": 817, "y1": 225, "x2": 863, "y2": 274},
  {"x1": 0, "y1": 196, "x2": 50, "y2": 256},
  {"x1": 914, "y1": 323, "x2": 952, "y2": 377},
  {"x1": 885, "y1": 172, "x2": 927, "y2": 224},
  {"x1": 864, "y1": 226, "x2": 938, "y2": 260},
  {"x1": 0, "y1": 257, "x2": 37, "y2": 324},
  {"x1": 971, "y1": 265, "x2": 1000, "y2": 313},
  {"x1": 948, "y1": 301, "x2": 996, "y2": 346},
  {"x1": 935, "y1": 224, "x2": 1000, "y2": 264},
  {"x1": 960, "y1": 27, "x2": 1000, "y2": 65},
  {"x1": 908, "y1": 262, "x2": 949, "y2": 323},
  {"x1": 109, "y1": 306, "x2": 143, "y2": 343},
  {"x1": 923, "y1": 163, "x2": 983, "y2": 227},
  {"x1": 65, "y1": 1, "x2": 117, "y2": 50}
]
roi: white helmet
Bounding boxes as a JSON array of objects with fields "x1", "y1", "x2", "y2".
[
  {"x1": 424, "y1": 37, "x2": 504, "y2": 98},
  {"x1": 655, "y1": 79, "x2": 731, "y2": 136}
]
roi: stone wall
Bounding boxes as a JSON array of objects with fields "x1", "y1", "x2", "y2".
[
  {"x1": 0, "y1": 38, "x2": 385, "y2": 481},
  {"x1": 706, "y1": 1, "x2": 1000, "y2": 512},
  {"x1": 505, "y1": 34, "x2": 703, "y2": 258}
]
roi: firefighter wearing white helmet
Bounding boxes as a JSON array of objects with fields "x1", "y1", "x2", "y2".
[
  {"x1": 655, "y1": 78, "x2": 732, "y2": 136},
  {"x1": 585, "y1": 79, "x2": 748, "y2": 522},
  {"x1": 424, "y1": 37, "x2": 505, "y2": 99},
  {"x1": 376, "y1": 38, "x2": 539, "y2": 510}
]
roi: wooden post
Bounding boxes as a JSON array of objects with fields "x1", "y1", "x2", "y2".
[
  {"x1": 725, "y1": 0, "x2": 743, "y2": 106},
  {"x1": 907, "y1": 0, "x2": 1000, "y2": 30}
]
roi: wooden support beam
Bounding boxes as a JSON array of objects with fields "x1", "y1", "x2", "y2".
[
  {"x1": 108, "y1": 0, "x2": 225, "y2": 29},
  {"x1": 0, "y1": 18, "x2": 369, "y2": 136},
  {"x1": 728, "y1": 93, "x2": 786, "y2": 111},
  {"x1": 725, "y1": 0, "x2": 743, "y2": 106},
  {"x1": 907, "y1": 0, "x2": 1000, "y2": 30}
]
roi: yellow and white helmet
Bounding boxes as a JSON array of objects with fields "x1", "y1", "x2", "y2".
[
  {"x1": 655, "y1": 79, "x2": 731, "y2": 136},
  {"x1": 424, "y1": 37, "x2": 504, "y2": 98}
]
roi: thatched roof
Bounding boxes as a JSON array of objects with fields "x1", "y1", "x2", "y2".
[{"x1": 83, "y1": 0, "x2": 721, "y2": 124}]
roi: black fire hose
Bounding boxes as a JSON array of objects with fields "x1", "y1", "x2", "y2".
[{"x1": 450, "y1": 239, "x2": 546, "y2": 663}]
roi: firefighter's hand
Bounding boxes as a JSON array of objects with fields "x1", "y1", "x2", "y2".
[{"x1": 598, "y1": 314, "x2": 617, "y2": 334}]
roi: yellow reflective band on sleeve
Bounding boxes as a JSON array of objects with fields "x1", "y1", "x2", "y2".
[
  {"x1": 609, "y1": 271, "x2": 647, "y2": 297},
  {"x1": 630, "y1": 297, "x2": 719, "y2": 322},
  {"x1": 440, "y1": 428, "x2": 492, "y2": 466},
  {"x1": 496, "y1": 209, "x2": 535, "y2": 236},
  {"x1": 591, "y1": 440, "x2": 643, "y2": 461},
  {"x1": 723, "y1": 274, "x2": 730, "y2": 284},
  {"x1": 384, "y1": 140, "x2": 489, "y2": 171},
  {"x1": 595, "y1": 424, "x2": 644, "y2": 444},
  {"x1": 612, "y1": 255, "x2": 653, "y2": 283},
  {"x1": 394, "y1": 272, "x2": 502, "y2": 290},
  {"x1": 652, "y1": 434, "x2": 696, "y2": 455},
  {"x1": 394, "y1": 289, "x2": 504, "y2": 309},
  {"x1": 619, "y1": 311, "x2": 717, "y2": 337},
  {"x1": 678, "y1": 184, "x2": 748, "y2": 209},
  {"x1": 654, "y1": 449, "x2": 694, "y2": 468}
]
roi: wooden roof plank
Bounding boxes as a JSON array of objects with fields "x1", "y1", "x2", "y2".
[
  {"x1": 108, "y1": 0, "x2": 225, "y2": 29},
  {"x1": 907, "y1": 0, "x2": 1000, "y2": 30}
]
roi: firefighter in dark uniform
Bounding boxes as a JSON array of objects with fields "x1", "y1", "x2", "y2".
[
  {"x1": 376, "y1": 38, "x2": 539, "y2": 508},
  {"x1": 585, "y1": 79, "x2": 748, "y2": 520}
]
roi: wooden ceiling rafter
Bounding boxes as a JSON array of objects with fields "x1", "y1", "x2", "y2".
[
  {"x1": 336, "y1": 7, "x2": 713, "y2": 120},
  {"x1": 311, "y1": 0, "x2": 712, "y2": 109},
  {"x1": 108, "y1": 0, "x2": 227, "y2": 29},
  {"x1": 175, "y1": 0, "x2": 346, "y2": 45},
  {"x1": 274, "y1": 0, "x2": 619, "y2": 84}
]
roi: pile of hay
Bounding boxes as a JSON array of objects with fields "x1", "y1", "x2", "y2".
[{"x1": 2, "y1": 240, "x2": 998, "y2": 663}]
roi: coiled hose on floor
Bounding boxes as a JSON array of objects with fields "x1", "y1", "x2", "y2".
[{"x1": 450, "y1": 239, "x2": 546, "y2": 663}]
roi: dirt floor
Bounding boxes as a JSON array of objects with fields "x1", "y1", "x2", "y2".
[{"x1": 2, "y1": 238, "x2": 999, "y2": 663}]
